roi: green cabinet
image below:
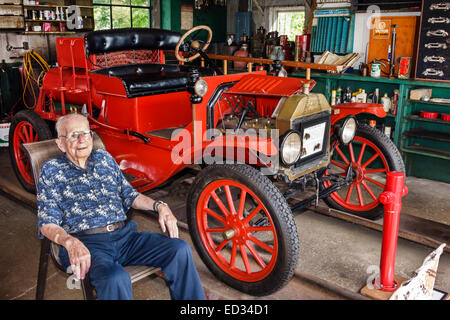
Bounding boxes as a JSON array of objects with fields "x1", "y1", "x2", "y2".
[
  {"x1": 291, "y1": 71, "x2": 450, "y2": 183},
  {"x1": 161, "y1": 0, "x2": 226, "y2": 42}
]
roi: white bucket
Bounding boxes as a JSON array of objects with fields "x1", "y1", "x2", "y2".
[{"x1": 0, "y1": 123, "x2": 10, "y2": 147}]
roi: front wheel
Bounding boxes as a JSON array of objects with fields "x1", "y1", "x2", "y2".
[
  {"x1": 322, "y1": 123, "x2": 405, "y2": 220},
  {"x1": 187, "y1": 164, "x2": 299, "y2": 296},
  {"x1": 8, "y1": 110, "x2": 52, "y2": 193}
]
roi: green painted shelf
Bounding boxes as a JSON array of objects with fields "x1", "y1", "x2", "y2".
[{"x1": 290, "y1": 71, "x2": 450, "y2": 183}]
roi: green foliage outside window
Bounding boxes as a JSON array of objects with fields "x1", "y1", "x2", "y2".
[
  {"x1": 94, "y1": 6, "x2": 111, "y2": 30},
  {"x1": 132, "y1": 8, "x2": 149, "y2": 28},
  {"x1": 277, "y1": 11, "x2": 305, "y2": 41},
  {"x1": 93, "y1": 0, "x2": 150, "y2": 30}
]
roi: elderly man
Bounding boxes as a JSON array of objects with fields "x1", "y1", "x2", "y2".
[{"x1": 37, "y1": 113, "x2": 205, "y2": 300}]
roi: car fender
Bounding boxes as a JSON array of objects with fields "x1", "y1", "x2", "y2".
[{"x1": 331, "y1": 102, "x2": 386, "y2": 125}]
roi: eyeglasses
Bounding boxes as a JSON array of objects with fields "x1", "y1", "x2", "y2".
[{"x1": 60, "y1": 130, "x2": 93, "y2": 142}]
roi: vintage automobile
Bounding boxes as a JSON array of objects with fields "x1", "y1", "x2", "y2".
[{"x1": 9, "y1": 26, "x2": 404, "y2": 296}]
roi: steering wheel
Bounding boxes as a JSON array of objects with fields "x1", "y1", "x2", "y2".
[{"x1": 175, "y1": 25, "x2": 213, "y2": 63}]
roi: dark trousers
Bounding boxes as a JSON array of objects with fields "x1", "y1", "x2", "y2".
[{"x1": 59, "y1": 221, "x2": 206, "y2": 300}]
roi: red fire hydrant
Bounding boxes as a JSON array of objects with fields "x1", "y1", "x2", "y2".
[{"x1": 377, "y1": 171, "x2": 408, "y2": 291}]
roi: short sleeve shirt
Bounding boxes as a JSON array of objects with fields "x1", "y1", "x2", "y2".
[{"x1": 37, "y1": 149, "x2": 139, "y2": 237}]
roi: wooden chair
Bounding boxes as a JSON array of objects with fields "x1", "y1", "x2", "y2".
[{"x1": 22, "y1": 132, "x2": 162, "y2": 300}]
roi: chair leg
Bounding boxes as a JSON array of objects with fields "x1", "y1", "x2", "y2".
[
  {"x1": 36, "y1": 238, "x2": 51, "y2": 300},
  {"x1": 81, "y1": 274, "x2": 97, "y2": 300}
]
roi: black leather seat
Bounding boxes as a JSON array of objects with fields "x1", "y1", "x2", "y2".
[
  {"x1": 85, "y1": 28, "x2": 214, "y2": 97},
  {"x1": 90, "y1": 63, "x2": 214, "y2": 97}
]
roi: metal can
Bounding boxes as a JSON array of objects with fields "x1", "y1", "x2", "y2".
[{"x1": 371, "y1": 63, "x2": 381, "y2": 77}]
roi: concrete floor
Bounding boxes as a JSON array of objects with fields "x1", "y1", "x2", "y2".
[{"x1": 0, "y1": 146, "x2": 449, "y2": 300}]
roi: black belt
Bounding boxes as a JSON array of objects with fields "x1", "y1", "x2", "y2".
[{"x1": 71, "y1": 221, "x2": 125, "y2": 236}]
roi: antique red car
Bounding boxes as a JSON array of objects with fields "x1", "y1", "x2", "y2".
[{"x1": 9, "y1": 26, "x2": 404, "y2": 296}]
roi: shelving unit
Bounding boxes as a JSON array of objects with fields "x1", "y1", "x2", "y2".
[
  {"x1": 290, "y1": 71, "x2": 450, "y2": 183},
  {"x1": 0, "y1": 0, "x2": 24, "y2": 29},
  {"x1": 22, "y1": 0, "x2": 93, "y2": 34}
]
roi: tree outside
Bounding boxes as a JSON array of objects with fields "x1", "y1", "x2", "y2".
[
  {"x1": 94, "y1": 0, "x2": 150, "y2": 30},
  {"x1": 277, "y1": 11, "x2": 305, "y2": 41}
]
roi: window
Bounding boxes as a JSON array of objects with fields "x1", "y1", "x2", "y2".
[
  {"x1": 93, "y1": 0, "x2": 151, "y2": 30},
  {"x1": 269, "y1": 6, "x2": 305, "y2": 41}
]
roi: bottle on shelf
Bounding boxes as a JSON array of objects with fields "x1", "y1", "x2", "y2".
[
  {"x1": 345, "y1": 87, "x2": 352, "y2": 102},
  {"x1": 392, "y1": 89, "x2": 399, "y2": 115},
  {"x1": 381, "y1": 93, "x2": 392, "y2": 113},
  {"x1": 384, "y1": 126, "x2": 392, "y2": 138},
  {"x1": 356, "y1": 89, "x2": 367, "y2": 103},
  {"x1": 372, "y1": 88, "x2": 380, "y2": 104},
  {"x1": 331, "y1": 90, "x2": 336, "y2": 106},
  {"x1": 336, "y1": 87, "x2": 342, "y2": 104}
]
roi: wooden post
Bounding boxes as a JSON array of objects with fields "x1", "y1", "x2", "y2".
[
  {"x1": 306, "y1": 68, "x2": 311, "y2": 80},
  {"x1": 223, "y1": 60, "x2": 228, "y2": 75},
  {"x1": 247, "y1": 62, "x2": 253, "y2": 72}
]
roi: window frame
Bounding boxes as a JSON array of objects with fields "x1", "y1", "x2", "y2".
[
  {"x1": 268, "y1": 5, "x2": 305, "y2": 39},
  {"x1": 93, "y1": 0, "x2": 152, "y2": 30}
]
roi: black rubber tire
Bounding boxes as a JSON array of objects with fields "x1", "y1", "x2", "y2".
[
  {"x1": 187, "y1": 164, "x2": 299, "y2": 296},
  {"x1": 322, "y1": 123, "x2": 405, "y2": 220},
  {"x1": 8, "y1": 110, "x2": 52, "y2": 193}
]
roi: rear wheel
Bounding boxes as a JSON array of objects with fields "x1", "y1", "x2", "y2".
[
  {"x1": 9, "y1": 110, "x2": 52, "y2": 193},
  {"x1": 187, "y1": 164, "x2": 299, "y2": 296},
  {"x1": 322, "y1": 123, "x2": 405, "y2": 220}
]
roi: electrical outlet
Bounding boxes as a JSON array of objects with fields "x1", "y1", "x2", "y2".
[{"x1": 23, "y1": 42, "x2": 29, "y2": 50}]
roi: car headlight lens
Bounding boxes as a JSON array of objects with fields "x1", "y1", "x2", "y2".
[
  {"x1": 281, "y1": 130, "x2": 302, "y2": 165},
  {"x1": 194, "y1": 78, "x2": 208, "y2": 97},
  {"x1": 339, "y1": 116, "x2": 357, "y2": 145}
]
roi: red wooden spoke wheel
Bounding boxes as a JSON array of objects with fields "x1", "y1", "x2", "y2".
[
  {"x1": 13, "y1": 121, "x2": 38, "y2": 185},
  {"x1": 9, "y1": 110, "x2": 52, "y2": 193},
  {"x1": 196, "y1": 179, "x2": 278, "y2": 282},
  {"x1": 187, "y1": 164, "x2": 299, "y2": 296},
  {"x1": 322, "y1": 123, "x2": 405, "y2": 220}
]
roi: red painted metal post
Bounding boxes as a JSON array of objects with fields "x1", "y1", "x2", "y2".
[{"x1": 377, "y1": 171, "x2": 408, "y2": 291}]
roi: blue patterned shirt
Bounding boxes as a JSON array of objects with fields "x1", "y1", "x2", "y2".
[{"x1": 37, "y1": 149, "x2": 140, "y2": 237}]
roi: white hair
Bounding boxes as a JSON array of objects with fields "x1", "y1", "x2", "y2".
[{"x1": 55, "y1": 113, "x2": 88, "y2": 137}]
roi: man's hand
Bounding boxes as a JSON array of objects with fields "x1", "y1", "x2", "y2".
[
  {"x1": 41, "y1": 224, "x2": 91, "y2": 280},
  {"x1": 61, "y1": 235, "x2": 91, "y2": 280},
  {"x1": 157, "y1": 205, "x2": 179, "y2": 238},
  {"x1": 132, "y1": 194, "x2": 179, "y2": 238}
]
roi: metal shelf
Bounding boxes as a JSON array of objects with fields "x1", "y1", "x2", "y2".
[
  {"x1": 405, "y1": 114, "x2": 450, "y2": 125},
  {"x1": 403, "y1": 128, "x2": 450, "y2": 143},
  {"x1": 23, "y1": 4, "x2": 93, "y2": 8},
  {"x1": 23, "y1": 31, "x2": 76, "y2": 34},
  {"x1": 408, "y1": 99, "x2": 450, "y2": 107},
  {"x1": 402, "y1": 145, "x2": 450, "y2": 160},
  {"x1": 25, "y1": 19, "x2": 65, "y2": 22}
]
